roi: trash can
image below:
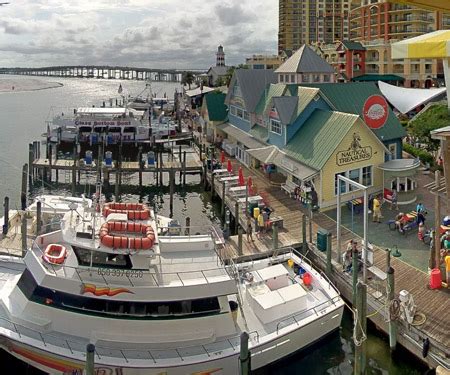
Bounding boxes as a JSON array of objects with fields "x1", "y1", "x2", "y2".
[
  {"x1": 105, "y1": 151, "x2": 112, "y2": 167},
  {"x1": 85, "y1": 151, "x2": 93, "y2": 166},
  {"x1": 147, "y1": 151, "x2": 155, "y2": 166},
  {"x1": 317, "y1": 229, "x2": 328, "y2": 252}
]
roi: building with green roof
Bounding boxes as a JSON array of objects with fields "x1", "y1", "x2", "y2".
[{"x1": 200, "y1": 91, "x2": 228, "y2": 141}]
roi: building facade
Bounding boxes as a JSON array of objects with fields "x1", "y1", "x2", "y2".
[
  {"x1": 245, "y1": 55, "x2": 285, "y2": 70},
  {"x1": 278, "y1": 0, "x2": 351, "y2": 54},
  {"x1": 344, "y1": 0, "x2": 450, "y2": 87}
]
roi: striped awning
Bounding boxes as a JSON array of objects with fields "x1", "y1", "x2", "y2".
[{"x1": 392, "y1": 30, "x2": 450, "y2": 59}]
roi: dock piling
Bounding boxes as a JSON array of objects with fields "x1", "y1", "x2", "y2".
[
  {"x1": 21, "y1": 214, "x2": 27, "y2": 256},
  {"x1": 28, "y1": 143, "x2": 33, "y2": 186},
  {"x1": 238, "y1": 227, "x2": 243, "y2": 256},
  {"x1": 36, "y1": 200, "x2": 42, "y2": 235},
  {"x1": 21, "y1": 164, "x2": 28, "y2": 210},
  {"x1": 221, "y1": 181, "x2": 226, "y2": 218},
  {"x1": 272, "y1": 222, "x2": 278, "y2": 250},
  {"x1": 302, "y1": 214, "x2": 307, "y2": 250},
  {"x1": 354, "y1": 282, "x2": 367, "y2": 375},
  {"x1": 169, "y1": 169, "x2": 174, "y2": 217},
  {"x1": 326, "y1": 232, "x2": 332, "y2": 277},
  {"x1": 85, "y1": 343, "x2": 95, "y2": 375},
  {"x1": 387, "y1": 264, "x2": 397, "y2": 352},
  {"x1": 234, "y1": 201, "x2": 239, "y2": 234},
  {"x1": 239, "y1": 331, "x2": 251, "y2": 375},
  {"x1": 2, "y1": 197, "x2": 9, "y2": 235},
  {"x1": 138, "y1": 146, "x2": 143, "y2": 188},
  {"x1": 183, "y1": 151, "x2": 187, "y2": 186},
  {"x1": 185, "y1": 217, "x2": 190, "y2": 236}
]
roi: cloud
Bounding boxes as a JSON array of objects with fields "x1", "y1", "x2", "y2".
[{"x1": 0, "y1": 0, "x2": 278, "y2": 68}]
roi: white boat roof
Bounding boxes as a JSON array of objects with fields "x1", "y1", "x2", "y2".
[
  {"x1": 28, "y1": 195, "x2": 92, "y2": 214},
  {"x1": 77, "y1": 107, "x2": 127, "y2": 115}
]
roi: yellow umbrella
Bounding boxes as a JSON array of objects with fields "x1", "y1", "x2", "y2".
[
  {"x1": 392, "y1": 0, "x2": 450, "y2": 11},
  {"x1": 392, "y1": 30, "x2": 450, "y2": 108}
]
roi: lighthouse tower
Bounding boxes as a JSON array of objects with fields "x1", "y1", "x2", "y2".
[{"x1": 216, "y1": 45, "x2": 225, "y2": 67}]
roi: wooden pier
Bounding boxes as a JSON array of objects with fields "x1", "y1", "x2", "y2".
[{"x1": 206, "y1": 154, "x2": 450, "y2": 371}]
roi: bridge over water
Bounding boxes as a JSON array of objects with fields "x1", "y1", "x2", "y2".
[{"x1": 0, "y1": 66, "x2": 207, "y2": 82}]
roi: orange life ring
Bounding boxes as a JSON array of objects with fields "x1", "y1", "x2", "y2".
[
  {"x1": 99, "y1": 221, "x2": 156, "y2": 250},
  {"x1": 102, "y1": 203, "x2": 151, "y2": 220},
  {"x1": 43, "y1": 244, "x2": 67, "y2": 265}
]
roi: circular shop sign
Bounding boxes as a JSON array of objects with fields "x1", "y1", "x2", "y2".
[{"x1": 363, "y1": 95, "x2": 389, "y2": 129}]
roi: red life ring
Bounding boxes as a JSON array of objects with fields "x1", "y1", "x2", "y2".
[
  {"x1": 99, "y1": 221, "x2": 155, "y2": 250},
  {"x1": 43, "y1": 244, "x2": 67, "y2": 265},
  {"x1": 102, "y1": 203, "x2": 151, "y2": 220}
]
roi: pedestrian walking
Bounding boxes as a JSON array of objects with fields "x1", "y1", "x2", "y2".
[
  {"x1": 372, "y1": 195, "x2": 382, "y2": 223},
  {"x1": 257, "y1": 211, "x2": 264, "y2": 238},
  {"x1": 246, "y1": 216, "x2": 254, "y2": 242},
  {"x1": 390, "y1": 189, "x2": 398, "y2": 210},
  {"x1": 445, "y1": 251, "x2": 450, "y2": 288}
]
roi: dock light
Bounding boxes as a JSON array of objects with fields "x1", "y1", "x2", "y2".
[{"x1": 392, "y1": 245, "x2": 402, "y2": 257}]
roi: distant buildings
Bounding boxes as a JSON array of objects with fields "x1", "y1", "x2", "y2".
[
  {"x1": 278, "y1": 0, "x2": 351, "y2": 54},
  {"x1": 207, "y1": 46, "x2": 230, "y2": 87},
  {"x1": 245, "y1": 55, "x2": 285, "y2": 70}
]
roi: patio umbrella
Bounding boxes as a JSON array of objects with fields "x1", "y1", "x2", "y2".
[
  {"x1": 392, "y1": 30, "x2": 450, "y2": 109},
  {"x1": 247, "y1": 176, "x2": 253, "y2": 195},
  {"x1": 220, "y1": 150, "x2": 225, "y2": 164},
  {"x1": 227, "y1": 159, "x2": 233, "y2": 173},
  {"x1": 238, "y1": 167, "x2": 245, "y2": 186}
]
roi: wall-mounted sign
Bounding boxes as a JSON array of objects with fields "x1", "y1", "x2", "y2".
[
  {"x1": 336, "y1": 132, "x2": 372, "y2": 166},
  {"x1": 363, "y1": 95, "x2": 389, "y2": 129}
]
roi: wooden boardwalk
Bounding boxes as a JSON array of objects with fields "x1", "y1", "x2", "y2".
[{"x1": 209, "y1": 154, "x2": 450, "y2": 370}]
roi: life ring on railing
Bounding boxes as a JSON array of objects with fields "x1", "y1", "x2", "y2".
[
  {"x1": 99, "y1": 221, "x2": 156, "y2": 250},
  {"x1": 42, "y1": 244, "x2": 67, "y2": 265},
  {"x1": 102, "y1": 203, "x2": 151, "y2": 220}
]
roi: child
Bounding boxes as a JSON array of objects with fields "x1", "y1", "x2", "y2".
[{"x1": 418, "y1": 223, "x2": 425, "y2": 241}]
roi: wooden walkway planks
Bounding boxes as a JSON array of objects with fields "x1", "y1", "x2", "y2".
[{"x1": 210, "y1": 154, "x2": 449, "y2": 366}]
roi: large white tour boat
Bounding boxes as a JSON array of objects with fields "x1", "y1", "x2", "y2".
[{"x1": 0, "y1": 197, "x2": 344, "y2": 374}]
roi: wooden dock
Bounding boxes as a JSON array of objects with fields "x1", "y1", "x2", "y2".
[{"x1": 207, "y1": 154, "x2": 450, "y2": 370}]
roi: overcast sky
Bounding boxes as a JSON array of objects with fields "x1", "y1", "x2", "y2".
[{"x1": 0, "y1": 0, "x2": 278, "y2": 69}]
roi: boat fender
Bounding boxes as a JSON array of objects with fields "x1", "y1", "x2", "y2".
[{"x1": 422, "y1": 338, "x2": 429, "y2": 358}]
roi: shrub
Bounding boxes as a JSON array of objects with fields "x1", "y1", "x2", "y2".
[{"x1": 403, "y1": 143, "x2": 434, "y2": 165}]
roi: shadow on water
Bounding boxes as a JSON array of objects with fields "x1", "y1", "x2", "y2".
[{"x1": 254, "y1": 308, "x2": 428, "y2": 375}]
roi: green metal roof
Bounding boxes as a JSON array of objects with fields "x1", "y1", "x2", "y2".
[
  {"x1": 204, "y1": 92, "x2": 228, "y2": 121},
  {"x1": 254, "y1": 83, "x2": 289, "y2": 115},
  {"x1": 283, "y1": 110, "x2": 359, "y2": 170},
  {"x1": 351, "y1": 74, "x2": 404, "y2": 82},
  {"x1": 341, "y1": 41, "x2": 366, "y2": 51},
  {"x1": 249, "y1": 125, "x2": 269, "y2": 142},
  {"x1": 300, "y1": 82, "x2": 406, "y2": 141}
]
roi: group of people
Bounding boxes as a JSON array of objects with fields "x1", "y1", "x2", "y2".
[
  {"x1": 293, "y1": 185, "x2": 318, "y2": 210},
  {"x1": 246, "y1": 207, "x2": 273, "y2": 242}
]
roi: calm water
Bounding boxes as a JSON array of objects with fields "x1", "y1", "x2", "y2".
[{"x1": 0, "y1": 76, "x2": 428, "y2": 374}]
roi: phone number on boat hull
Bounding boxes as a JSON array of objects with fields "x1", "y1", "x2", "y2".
[{"x1": 97, "y1": 269, "x2": 144, "y2": 278}]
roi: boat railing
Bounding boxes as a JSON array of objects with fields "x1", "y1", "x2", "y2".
[
  {"x1": 0, "y1": 312, "x2": 262, "y2": 365},
  {"x1": 275, "y1": 295, "x2": 342, "y2": 335},
  {"x1": 32, "y1": 241, "x2": 231, "y2": 288}
]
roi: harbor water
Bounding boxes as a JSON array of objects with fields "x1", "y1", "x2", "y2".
[{"x1": 0, "y1": 76, "x2": 428, "y2": 374}]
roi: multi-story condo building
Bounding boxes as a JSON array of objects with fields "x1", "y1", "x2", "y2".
[
  {"x1": 278, "y1": 0, "x2": 351, "y2": 54},
  {"x1": 350, "y1": 0, "x2": 450, "y2": 41}
]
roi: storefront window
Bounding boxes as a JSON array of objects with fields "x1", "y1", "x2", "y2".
[
  {"x1": 335, "y1": 173, "x2": 347, "y2": 195},
  {"x1": 362, "y1": 166, "x2": 372, "y2": 186},
  {"x1": 243, "y1": 111, "x2": 250, "y2": 121},
  {"x1": 230, "y1": 106, "x2": 237, "y2": 116},
  {"x1": 302, "y1": 74, "x2": 310, "y2": 82},
  {"x1": 348, "y1": 169, "x2": 360, "y2": 191},
  {"x1": 236, "y1": 108, "x2": 244, "y2": 118},
  {"x1": 270, "y1": 119, "x2": 282, "y2": 135}
]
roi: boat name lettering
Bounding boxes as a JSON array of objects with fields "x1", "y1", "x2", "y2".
[
  {"x1": 74, "y1": 120, "x2": 132, "y2": 126},
  {"x1": 97, "y1": 268, "x2": 144, "y2": 278}
]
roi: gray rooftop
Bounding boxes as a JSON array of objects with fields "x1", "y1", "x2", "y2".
[
  {"x1": 225, "y1": 69, "x2": 277, "y2": 113},
  {"x1": 272, "y1": 96, "x2": 298, "y2": 125},
  {"x1": 275, "y1": 45, "x2": 334, "y2": 74}
]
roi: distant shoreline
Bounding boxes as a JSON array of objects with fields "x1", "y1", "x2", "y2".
[{"x1": 0, "y1": 78, "x2": 64, "y2": 93}]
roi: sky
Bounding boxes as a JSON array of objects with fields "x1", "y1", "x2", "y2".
[{"x1": 0, "y1": 0, "x2": 278, "y2": 69}]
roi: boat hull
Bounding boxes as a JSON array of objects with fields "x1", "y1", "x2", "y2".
[{"x1": 0, "y1": 304, "x2": 344, "y2": 375}]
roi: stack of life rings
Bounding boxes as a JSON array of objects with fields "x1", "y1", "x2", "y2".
[
  {"x1": 99, "y1": 221, "x2": 155, "y2": 250},
  {"x1": 43, "y1": 244, "x2": 67, "y2": 265},
  {"x1": 103, "y1": 203, "x2": 151, "y2": 220}
]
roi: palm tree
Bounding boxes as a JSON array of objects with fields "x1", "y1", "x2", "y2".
[{"x1": 182, "y1": 72, "x2": 195, "y2": 89}]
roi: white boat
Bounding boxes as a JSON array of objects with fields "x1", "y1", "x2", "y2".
[
  {"x1": 47, "y1": 107, "x2": 151, "y2": 144},
  {"x1": 0, "y1": 199, "x2": 344, "y2": 374}
]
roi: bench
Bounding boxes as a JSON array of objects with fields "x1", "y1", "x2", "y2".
[
  {"x1": 281, "y1": 180, "x2": 298, "y2": 198},
  {"x1": 368, "y1": 266, "x2": 387, "y2": 281}
]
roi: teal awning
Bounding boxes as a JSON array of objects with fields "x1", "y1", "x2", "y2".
[{"x1": 352, "y1": 74, "x2": 405, "y2": 82}]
